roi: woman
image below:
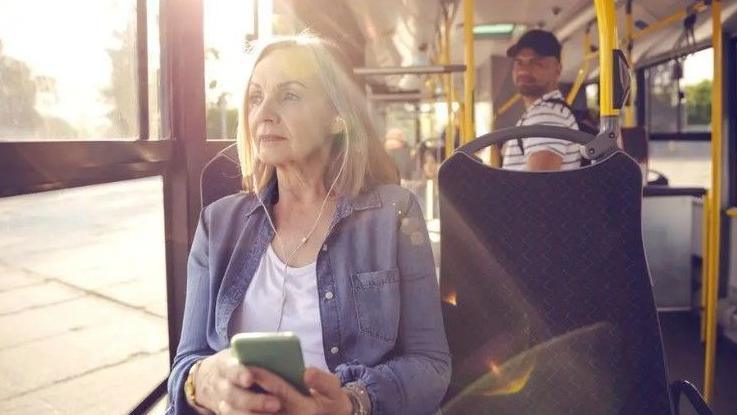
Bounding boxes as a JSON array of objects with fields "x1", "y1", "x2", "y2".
[{"x1": 167, "y1": 33, "x2": 450, "y2": 415}]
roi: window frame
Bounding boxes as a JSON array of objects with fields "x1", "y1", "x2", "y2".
[
  {"x1": 639, "y1": 43, "x2": 714, "y2": 142},
  {"x1": 0, "y1": 0, "x2": 208, "y2": 412}
]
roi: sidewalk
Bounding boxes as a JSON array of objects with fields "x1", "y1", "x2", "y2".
[{"x1": 0, "y1": 177, "x2": 169, "y2": 414}]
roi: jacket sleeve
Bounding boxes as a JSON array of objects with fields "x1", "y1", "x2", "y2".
[
  {"x1": 166, "y1": 208, "x2": 218, "y2": 415},
  {"x1": 335, "y1": 193, "x2": 451, "y2": 415}
]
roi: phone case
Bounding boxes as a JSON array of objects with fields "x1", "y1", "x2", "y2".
[{"x1": 230, "y1": 332, "x2": 309, "y2": 395}]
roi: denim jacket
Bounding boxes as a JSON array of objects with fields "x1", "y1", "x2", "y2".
[{"x1": 166, "y1": 182, "x2": 451, "y2": 415}]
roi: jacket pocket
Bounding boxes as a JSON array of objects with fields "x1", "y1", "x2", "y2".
[{"x1": 352, "y1": 269, "x2": 400, "y2": 342}]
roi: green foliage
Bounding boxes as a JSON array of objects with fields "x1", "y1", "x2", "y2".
[
  {"x1": 206, "y1": 104, "x2": 239, "y2": 139},
  {"x1": 0, "y1": 40, "x2": 78, "y2": 139},
  {"x1": 0, "y1": 50, "x2": 41, "y2": 135},
  {"x1": 685, "y1": 79, "x2": 711, "y2": 126}
]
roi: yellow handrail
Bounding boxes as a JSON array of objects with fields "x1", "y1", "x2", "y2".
[
  {"x1": 624, "y1": 0, "x2": 635, "y2": 126},
  {"x1": 463, "y1": 0, "x2": 475, "y2": 144},
  {"x1": 594, "y1": 0, "x2": 619, "y2": 117},
  {"x1": 441, "y1": 15, "x2": 454, "y2": 160},
  {"x1": 494, "y1": 94, "x2": 521, "y2": 120},
  {"x1": 704, "y1": 0, "x2": 722, "y2": 403},
  {"x1": 631, "y1": 1, "x2": 709, "y2": 41}
]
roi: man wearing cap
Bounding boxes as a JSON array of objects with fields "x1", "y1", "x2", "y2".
[{"x1": 502, "y1": 29, "x2": 582, "y2": 171}]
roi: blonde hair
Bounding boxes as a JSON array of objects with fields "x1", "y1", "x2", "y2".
[{"x1": 236, "y1": 33, "x2": 399, "y2": 197}]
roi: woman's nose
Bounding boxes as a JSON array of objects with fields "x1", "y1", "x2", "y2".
[{"x1": 252, "y1": 96, "x2": 279, "y2": 124}]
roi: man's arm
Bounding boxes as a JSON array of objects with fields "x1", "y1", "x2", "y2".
[{"x1": 527, "y1": 150, "x2": 563, "y2": 171}]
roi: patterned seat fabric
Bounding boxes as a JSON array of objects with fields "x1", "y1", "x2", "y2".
[
  {"x1": 201, "y1": 144, "x2": 242, "y2": 208},
  {"x1": 439, "y1": 151, "x2": 673, "y2": 415}
]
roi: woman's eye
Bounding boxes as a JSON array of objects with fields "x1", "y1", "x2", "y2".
[
  {"x1": 248, "y1": 94, "x2": 263, "y2": 105},
  {"x1": 283, "y1": 91, "x2": 301, "y2": 101}
]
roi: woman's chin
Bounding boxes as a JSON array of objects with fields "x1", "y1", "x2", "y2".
[{"x1": 257, "y1": 149, "x2": 290, "y2": 166}]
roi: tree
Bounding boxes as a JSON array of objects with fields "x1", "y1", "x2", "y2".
[
  {"x1": 205, "y1": 48, "x2": 239, "y2": 139},
  {"x1": 0, "y1": 39, "x2": 41, "y2": 137},
  {"x1": 101, "y1": 16, "x2": 139, "y2": 138},
  {"x1": 0, "y1": 39, "x2": 77, "y2": 139},
  {"x1": 685, "y1": 79, "x2": 711, "y2": 126}
]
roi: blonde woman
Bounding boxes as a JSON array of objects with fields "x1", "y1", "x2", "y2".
[{"x1": 167, "y1": 34, "x2": 450, "y2": 415}]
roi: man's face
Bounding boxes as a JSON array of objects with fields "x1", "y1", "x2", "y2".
[{"x1": 512, "y1": 48, "x2": 561, "y2": 98}]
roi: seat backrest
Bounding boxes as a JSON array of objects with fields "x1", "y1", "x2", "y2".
[
  {"x1": 201, "y1": 143, "x2": 242, "y2": 208},
  {"x1": 620, "y1": 126, "x2": 649, "y2": 165},
  {"x1": 438, "y1": 151, "x2": 673, "y2": 415}
]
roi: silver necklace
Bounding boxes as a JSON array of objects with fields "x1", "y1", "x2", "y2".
[
  {"x1": 252, "y1": 120, "x2": 349, "y2": 331},
  {"x1": 266, "y1": 194, "x2": 332, "y2": 331}
]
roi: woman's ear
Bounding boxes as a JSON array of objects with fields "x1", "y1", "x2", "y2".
[{"x1": 330, "y1": 116, "x2": 345, "y2": 135}]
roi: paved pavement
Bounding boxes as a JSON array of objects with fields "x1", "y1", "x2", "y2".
[
  {"x1": 0, "y1": 177, "x2": 169, "y2": 414},
  {"x1": 649, "y1": 141, "x2": 711, "y2": 188}
]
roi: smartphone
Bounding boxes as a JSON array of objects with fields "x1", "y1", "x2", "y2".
[{"x1": 230, "y1": 332, "x2": 309, "y2": 395}]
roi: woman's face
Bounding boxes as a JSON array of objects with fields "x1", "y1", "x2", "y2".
[
  {"x1": 422, "y1": 151, "x2": 439, "y2": 179},
  {"x1": 247, "y1": 48, "x2": 338, "y2": 168}
]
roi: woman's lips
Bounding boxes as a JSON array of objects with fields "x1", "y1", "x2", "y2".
[{"x1": 259, "y1": 134, "x2": 287, "y2": 143}]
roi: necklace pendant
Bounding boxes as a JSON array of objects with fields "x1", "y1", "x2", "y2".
[{"x1": 301, "y1": 236, "x2": 308, "y2": 243}]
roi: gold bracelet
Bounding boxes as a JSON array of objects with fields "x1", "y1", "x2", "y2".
[
  {"x1": 184, "y1": 359, "x2": 212, "y2": 414},
  {"x1": 343, "y1": 382, "x2": 372, "y2": 415}
]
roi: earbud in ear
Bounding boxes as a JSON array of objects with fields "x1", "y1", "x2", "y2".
[{"x1": 331, "y1": 116, "x2": 346, "y2": 135}]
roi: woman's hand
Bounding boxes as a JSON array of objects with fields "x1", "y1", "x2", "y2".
[
  {"x1": 248, "y1": 366, "x2": 353, "y2": 415},
  {"x1": 194, "y1": 349, "x2": 283, "y2": 414}
]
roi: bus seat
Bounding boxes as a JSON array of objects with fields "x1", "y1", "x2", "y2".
[
  {"x1": 201, "y1": 143, "x2": 242, "y2": 208},
  {"x1": 438, "y1": 126, "x2": 712, "y2": 415},
  {"x1": 620, "y1": 126, "x2": 670, "y2": 186},
  {"x1": 620, "y1": 126, "x2": 649, "y2": 165}
]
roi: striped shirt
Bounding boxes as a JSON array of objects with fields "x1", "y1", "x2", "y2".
[{"x1": 502, "y1": 90, "x2": 582, "y2": 171}]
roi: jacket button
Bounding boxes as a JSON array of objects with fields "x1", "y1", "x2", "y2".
[
  {"x1": 325, "y1": 291, "x2": 334, "y2": 300},
  {"x1": 322, "y1": 244, "x2": 328, "y2": 251},
  {"x1": 330, "y1": 346, "x2": 339, "y2": 354}
]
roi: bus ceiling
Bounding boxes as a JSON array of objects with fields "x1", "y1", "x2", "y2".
[{"x1": 286, "y1": 0, "x2": 737, "y2": 86}]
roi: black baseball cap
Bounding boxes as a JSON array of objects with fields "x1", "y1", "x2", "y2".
[{"x1": 506, "y1": 29, "x2": 562, "y2": 60}]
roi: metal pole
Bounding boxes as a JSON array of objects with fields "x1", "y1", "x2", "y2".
[
  {"x1": 442, "y1": 15, "x2": 454, "y2": 160},
  {"x1": 463, "y1": 0, "x2": 475, "y2": 143},
  {"x1": 701, "y1": 191, "x2": 711, "y2": 343},
  {"x1": 624, "y1": 0, "x2": 635, "y2": 127},
  {"x1": 631, "y1": 1, "x2": 709, "y2": 41},
  {"x1": 137, "y1": 0, "x2": 150, "y2": 140},
  {"x1": 494, "y1": 94, "x2": 521, "y2": 121},
  {"x1": 594, "y1": 0, "x2": 618, "y2": 118},
  {"x1": 704, "y1": 0, "x2": 722, "y2": 403}
]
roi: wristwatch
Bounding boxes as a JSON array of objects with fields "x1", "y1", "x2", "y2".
[
  {"x1": 343, "y1": 382, "x2": 372, "y2": 415},
  {"x1": 184, "y1": 359, "x2": 212, "y2": 414}
]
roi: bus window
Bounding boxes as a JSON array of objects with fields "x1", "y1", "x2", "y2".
[
  {"x1": 646, "y1": 48, "x2": 713, "y2": 136},
  {"x1": 585, "y1": 83, "x2": 599, "y2": 119},
  {"x1": 646, "y1": 48, "x2": 713, "y2": 188},
  {"x1": 0, "y1": 0, "x2": 146, "y2": 141},
  {"x1": 204, "y1": 0, "x2": 265, "y2": 140}
]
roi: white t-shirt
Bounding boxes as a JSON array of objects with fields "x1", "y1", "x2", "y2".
[
  {"x1": 230, "y1": 244, "x2": 328, "y2": 370},
  {"x1": 502, "y1": 90, "x2": 582, "y2": 171}
]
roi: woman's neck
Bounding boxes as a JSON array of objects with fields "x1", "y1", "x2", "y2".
[{"x1": 275, "y1": 166, "x2": 329, "y2": 206}]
